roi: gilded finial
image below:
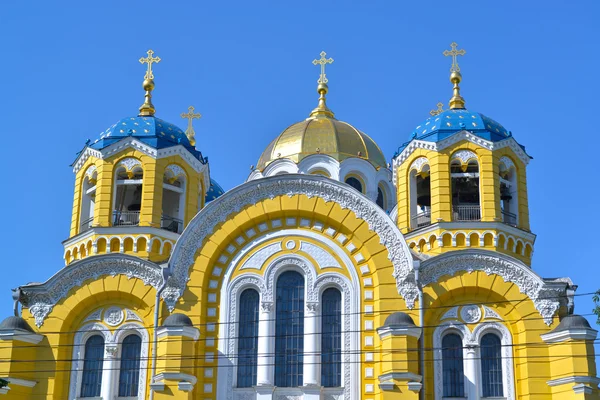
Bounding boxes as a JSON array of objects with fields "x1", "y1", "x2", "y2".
[
  {"x1": 309, "y1": 51, "x2": 335, "y2": 118},
  {"x1": 138, "y1": 49, "x2": 161, "y2": 116},
  {"x1": 443, "y1": 42, "x2": 466, "y2": 109},
  {"x1": 181, "y1": 106, "x2": 202, "y2": 146},
  {"x1": 430, "y1": 102, "x2": 445, "y2": 116}
]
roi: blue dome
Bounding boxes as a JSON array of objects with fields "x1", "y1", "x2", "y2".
[
  {"x1": 89, "y1": 116, "x2": 204, "y2": 160},
  {"x1": 205, "y1": 179, "x2": 225, "y2": 203},
  {"x1": 411, "y1": 109, "x2": 510, "y2": 143}
]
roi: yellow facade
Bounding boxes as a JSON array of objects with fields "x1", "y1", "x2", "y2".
[{"x1": 0, "y1": 50, "x2": 597, "y2": 400}]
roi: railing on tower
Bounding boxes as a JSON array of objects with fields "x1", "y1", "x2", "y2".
[
  {"x1": 161, "y1": 214, "x2": 183, "y2": 234},
  {"x1": 452, "y1": 205, "x2": 481, "y2": 221},
  {"x1": 501, "y1": 210, "x2": 517, "y2": 227},
  {"x1": 411, "y1": 212, "x2": 432, "y2": 229},
  {"x1": 80, "y1": 217, "x2": 94, "y2": 232},
  {"x1": 112, "y1": 211, "x2": 140, "y2": 227}
]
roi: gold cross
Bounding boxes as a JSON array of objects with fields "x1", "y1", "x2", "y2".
[
  {"x1": 443, "y1": 42, "x2": 466, "y2": 73},
  {"x1": 430, "y1": 102, "x2": 444, "y2": 116},
  {"x1": 139, "y1": 49, "x2": 161, "y2": 80},
  {"x1": 181, "y1": 106, "x2": 202, "y2": 132},
  {"x1": 312, "y1": 51, "x2": 334, "y2": 84}
]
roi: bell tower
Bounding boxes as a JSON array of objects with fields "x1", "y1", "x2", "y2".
[
  {"x1": 393, "y1": 43, "x2": 535, "y2": 264},
  {"x1": 63, "y1": 50, "x2": 210, "y2": 265}
]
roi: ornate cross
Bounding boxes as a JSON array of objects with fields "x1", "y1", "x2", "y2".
[
  {"x1": 430, "y1": 102, "x2": 444, "y2": 116},
  {"x1": 443, "y1": 42, "x2": 466, "y2": 72},
  {"x1": 312, "y1": 51, "x2": 334, "y2": 84},
  {"x1": 181, "y1": 106, "x2": 202, "y2": 134},
  {"x1": 139, "y1": 49, "x2": 161, "y2": 80}
]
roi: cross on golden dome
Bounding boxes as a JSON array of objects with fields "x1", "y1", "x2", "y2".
[
  {"x1": 139, "y1": 50, "x2": 161, "y2": 80},
  {"x1": 312, "y1": 51, "x2": 334, "y2": 84},
  {"x1": 443, "y1": 42, "x2": 465, "y2": 73},
  {"x1": 181, "y1": 106, "x2": 202, "y2": 147}
]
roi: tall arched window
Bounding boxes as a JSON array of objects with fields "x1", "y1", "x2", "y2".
[
  {"x1": 451, "y1": 151, "x2": 481, "y2": 221},
  {"x1": 481, "y1": 333, "x2": 503, "y2": 397},
  {"x1": 161, "y1": 166, "x2": 186, "y2": 233},
  {"x1": 499, "y1": 157, "x2": 518, "y2": 227},
  {"x1": 237, "y1": 289, "x2": 260, "y2": 387},
  {"x1": 321, "y1": 288, "x2": 342, "y2": 387},
  {"x1": 442, "y1": 333, "x2": 464, "y2": 398},
  {"x1": 409, "y1": 159, "x2": 431, "y2": 229},
  {"x1": 344, "y1": 176, "x2": 363, "y2": 193},
  {"x1": 80, "y1": 168, "x2": 97, "y2": 233},
  {"x1": 113, "y1": 159, "x2": 143, "y2": 227},
  {"x1": 80, "y1": 335, "x2": 105, "y2": 397},
  {"x1": 118, "y1": 334, "x2": 142, "y2": 397},
  {"x1": 274, "y1": 271, "x2": 305, "y2": 387}
]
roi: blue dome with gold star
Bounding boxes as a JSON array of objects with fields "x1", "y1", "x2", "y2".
[
  {"x1": 205, "y1": 179, "x2": 225, "y2": 203},
  {"x1": 411, "y1": 109, "x2": 510, "y2": 143},
  {"x1": 89, "y1": 116, "x2": 204, "y2": 160}
]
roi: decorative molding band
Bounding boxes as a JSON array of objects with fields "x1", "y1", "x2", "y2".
[
  {"x1": 418, "y1": 250, "x2": 565, "y2": 325},
  {"x1": 153, "y1": 372, "x2": 198, "y2": 386},
  {"x1": 541, "y1": 328, "x2": 598, "y2": 344},
  {"x1": 5, "y1": 377, "x2": 37, "y2": 388},
  {"x1": 378, "y1": 372, "x2": 422, "y2": 383},
  {"x1": 167, "y1": 174, "x2": 413, "y2": 309},
  {"x1": 157, "y1": 326, "x2": 200, "y2": 341},
  {"x1": 376, "y1": 326, "x2": 421, "y2": 339},
  {"x1": 0, "y1": 329, "x2": 44, "y2": 344},
  {"x1": 18, "y1": 254, "x2": 164, "y2": 327},
  {"x1": 547, "y1": 375, "x2": 600, "y2": 387}
]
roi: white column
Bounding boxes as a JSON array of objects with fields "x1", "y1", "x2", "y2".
[
  {"x1": 256, "y1": 301, "x2": 274, "y2": 387},
  {"x1": 101, "y1": 344, "x2": 118, "y2": 400},
  {"x1": 464, "y1": 345, "x2": 479, "y2": 400},
  {"x1": 303, "y1": 302, "x2": 321, "y2": 399}
]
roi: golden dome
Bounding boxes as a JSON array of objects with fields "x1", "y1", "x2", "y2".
[{"x1": 257, "y1": 117, "x2": 387, "y2": 170}]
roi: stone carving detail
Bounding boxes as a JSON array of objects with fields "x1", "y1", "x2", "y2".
[
  {"x1": 83, "y1": 308, "x2": 103, "y2": 323},
  {"x1": 166, "y1": 164, "x2": 186, "y2": 179},
  {"x1": 125, "y1": 309, "x2": 143, "y2": 322},
  {"x1": 409, "y1": 157, "x2": 429, "y2": 172},
  {"x1": 483, "y1": 305, "x2": 503, "y2": 320},
  {"x1": 264, "y1": 258, "x2": 317, "y2": 303},
  {"x1": 167, "y1": 175, "x2": 413, "y2": 308},
  {"x1": 460, "y1": 305, "x2": 481, "y2": 324},
  {"x1": 117, "y1": 157, "x2": 142, "y2": 171},
  {"x1": 104, "y1": 307, "x2": 124, "y2": 326},
  {"x1": 440, "y1": 306, "x2": 458, "y2": 321},
  {"x1": 260, "y1": 302, "x2": 273, "y2": 313},
  {"x1": 499, "y1": 156, "x2": 515, "y2": 171},
  {"x1": 241, "y1": 242, "x2": 282, "y2": 270},
  {"x1": 306, "y1": 302, "x2": 320, "y2": 313},
  {"x1": 451, "y1": 149, "x2": 477, "y2": 164},
  {"x1": 84, "y1": 165, "x2": 97, "y2": 179},
  {"x1": 300, "y1": 241, "x2": 341, "y2": 269},
  {"x1": 105, "y1": 344, "x2": 118, "y2": 358},
  {"x1": 19, "y1": 255, "x2": 164, "y2": 327},
  {"x1": 419, "y1": 251, "x2": 563, "y2": 325}
]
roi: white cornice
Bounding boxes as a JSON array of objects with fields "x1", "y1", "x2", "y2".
[
  {"x1": 547, "y1": 375, "x2": 600, "y2": 387},
  {"x1": 153, "y1": 372, "x2": 197, "y2": 385},
  {"x1": 393, "y1": 131, "x2": 531, "y2": 176},
  {"x1": 404, "y1": 221, "x2": 537, "y2": 243},
  {"x1": 63, "y1": 226, "x2": 180, "y2": 248},
  {"x1": 376, "y1": 325, "x2": 421, "y2": 339},
  {"x1": 541, "y1": 328, "x2": 598, "y2": 343},
  {"x1": 0, "y1": 329, "x2": 43, "y2": 344},
  {"x1": 157, "y1": 326, "x2": 200, "y2": 341},
  {"x1": 72, "y1": 138, "x2": 208, "y2": 179},
  {"x1": 5, "y1": 378, "x2": 37, "y2": 388}
]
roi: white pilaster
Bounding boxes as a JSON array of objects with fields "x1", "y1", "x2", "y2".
[
  {"x1": 101, "y1": 344, "x2": 118, "y2": 400},
  {"x1": 303, "y1": 302, "x2": 321, "y2": 399},
  {"x1": 256, "y1": 302, "x2": 274, "y2": 388},
  {"x1": 464, "y1": 345, "x2": 479, "y2": 400}
]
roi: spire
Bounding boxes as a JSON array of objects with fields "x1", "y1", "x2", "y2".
[
  {"x1": 181, "y1": 106, "x2": 202, "y2": 146},
  {"x1": 309, "y1": 51, "x2": 335, "y2": 118},
  {"x1": 138, "y1": 49, "x2": 161, "y2": 116},
  {"x1": 443, "y1": 42, "x2": 466, "y2": 109}
]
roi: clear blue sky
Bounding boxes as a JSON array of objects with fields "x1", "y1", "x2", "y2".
[{"x1": 1, "y1": 0, "x2": 598, "y2": 332}]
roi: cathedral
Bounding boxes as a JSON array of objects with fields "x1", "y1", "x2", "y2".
[{"x1": 0, "y1": 45, "x2": 597, "y2": 400}]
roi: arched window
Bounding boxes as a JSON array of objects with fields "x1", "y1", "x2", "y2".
[
  {"x1": 442, "y1": 333, "x2": 464, "y2": 398},
  {"x1": 409, "y1": 158, "x2": 431, "y2": 229},
  {"x1": 113, "y1": 159, "x2": 143, "y2": 227},
  {"x1": 376, "y1": 186, "x2": 385, "y2": 209},
  {"x1": 451, "y1": 151, "x2": 480, "y2": 221},
  {"x1": 80, "y1": 168, "x2": 97, "y2": 233},
  {"x1": 274, "y1": 271, "x2": 305, "y2": 387},
  {"x1": 161, "y1": 166, "x2": 186, "y2": 234},
  {"x1": 321, "y1": 288, "x2": 342, "y2": 387},
  {"x1": 80, "y1": 335, "x2": 104, "y2": 397},
  {"x1": 499, "y1": 157, "x2": 518, "y2": 227},
  {"x1": 481, "y1": 333, "x2": 503, "y2": 397},
  {"x1": 118, "y1": 334, "x2": 142, "y2": 397},
  {"x1": 345, "y1": 176, "x2": 363, "y2": 193},
  {"x1": 237, "y1": 289, "x2": 260, "y2": 387}
]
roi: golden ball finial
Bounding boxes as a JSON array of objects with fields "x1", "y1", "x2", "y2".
[
  {"x1": 143, "y1": 79, "x2": 155, "y2": 91},
  {"x1": 450, "y1": 70, "x2": 462, "y2": 84}
]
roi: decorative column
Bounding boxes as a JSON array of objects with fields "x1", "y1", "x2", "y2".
[
  {"x1": 101, "y1": 344, "x2": 118, "y2": 400},
  {"x1": 256, "y1": 301, "x2": 275, "y2": 400},
  {"x1": 303, "y1": 302, "x2": 321, "y2": 399},
  {"x1": 464, "y1": 345, "x2": 479, "y2": 400}
]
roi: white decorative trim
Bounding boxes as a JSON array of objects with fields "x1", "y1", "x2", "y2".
[
  {"x1": 165, "y1": 164, "x2": 186, "y2": 179},
  {"x1": 117, "y1": 157, "x2": 142, "y2": 171},
  {"x1": 499, "y1": 156, "x2": 515, "y2": 171},
  {"x1": 541, "y1": 328, "x2": 598, "y2": 343},
  {"x1": 83, "y1": 308, "x2": 103, "y2": 323},
  {"x1": 104, "y1": 307, "x2": 124, "y2": 326},
  {"x1": 4, "y1": 377, "x2": 36, "y2": 388},
  {"x1": 483, "y1": 305, "x2": 503, "y2": 320},
  {"x1": 547, "y1": 375, "x2": 600, "y2": 387},
  {"x1": 573, "y1": 383, "x2": 594, "y2": 394},
  {"x1": 167, "y1": 175, "x2": 412, "y2": 309},
  {"x1": 440, "y1": 306, "x2": 458, "y2": 321},
  {"x1": 460, "y1": 305, "x2": 482, "y2": 324},
  {"x1": 0, "y1": 329, "x2": 43, "y2": 344},
  {"x1": 84, "y1": 165, "x2": 97, "y2": 179},
  {"x1": 125, "y1": 309, "x2": 143, "y2": 322},
  {"x1": 409, "y1": 157, "x2": 429, "y2": 173},
  {"x1": 19, "y1": 255, "x2": 164, "y2": 327},
  {"x1": 240, "y1": 242, "x2": 282, "y2": 270},
  {"x1": 156, "y1": 326, "x2": 200, "y2": 340},
  {"x1": 419, "y1": 250, "x2": 564, "y2": 325},
  {"x1": 300, "y1": 241, "x2": 341, "y2": 269},
  {"x1": 451, "y1": 149, "x2": 478, "y2": 164},
  {"x1": 152, "y1": 372, "x2": 198, "y2": 386},
  {"x1": 377, "y1": 326, "x2": 421, "y2": 339}
]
